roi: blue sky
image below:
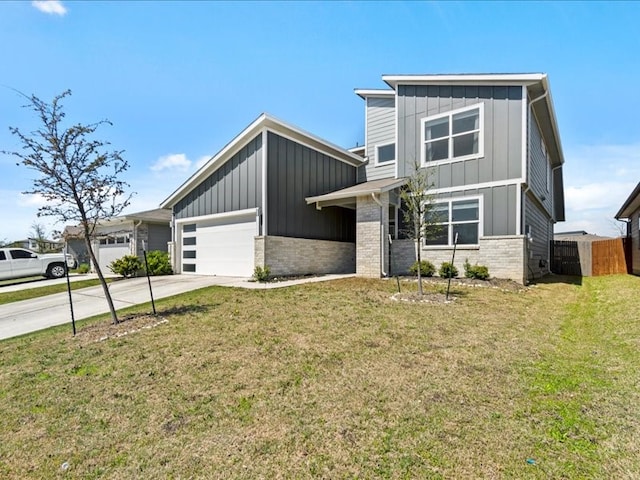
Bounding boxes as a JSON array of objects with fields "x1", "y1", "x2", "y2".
[{"x1": 1, "y1": 0, "x2": 639, "y2": 241}]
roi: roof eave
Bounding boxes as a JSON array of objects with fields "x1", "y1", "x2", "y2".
[
  {"x1": 354, "y1": 88, "x2": 395, "y2": 99},
  {"x1": 305, "y1": 178, "x2": 407, "y2": 205},
  {"x1": 160, "y1": 114, "x2": 363, "y2": 209},
  {"x1": 615, "y1": 182, "x2": 640, "y2": 219},
  {"x1": 382, "y1": 73, "x2": 545, "y2": 89}
]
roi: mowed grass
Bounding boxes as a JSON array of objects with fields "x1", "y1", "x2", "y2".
[{"x1": 1, "y1": 275, "x2": 639, "y2": 478}]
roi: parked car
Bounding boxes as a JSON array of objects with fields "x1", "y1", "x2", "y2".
[{"x1": 0, "y1": 248, "x2": 77, "y2": 281}]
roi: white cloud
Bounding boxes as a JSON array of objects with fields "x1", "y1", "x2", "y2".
[
  {"x1": 561, "y1": 142, "x2": 640, "y2": 236},
  {"x1": 150, "y1": 153, "x2": 191, "y2": 172},
  {"x1": 32, "y1": 0, "x2": 67, "y2": 16},
  {"x1": 565, "y1": 182, "x2": 637, "y2": 213},
  {"x1": 17, "y1": 192, "x2": 48, "y2": 207}
]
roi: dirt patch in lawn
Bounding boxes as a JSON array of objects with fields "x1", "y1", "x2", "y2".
[{"x1": 73, "y1": 313, "x2": 168, "y2": 346}]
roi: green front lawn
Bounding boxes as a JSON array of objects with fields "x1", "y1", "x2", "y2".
[
  {"x1": 0, "y1": 275, "x2": 638, "y2": 478},
  {"x1": 0, "y1": 278, "x2": 111, "y2": 305}
]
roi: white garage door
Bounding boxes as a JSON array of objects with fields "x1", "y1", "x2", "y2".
[
  {"x1": 97, "y1": 245, "x2": 131, "y2": 273},
  {"x1": 181, "y1": 211, "x2": 256, "y2": 277}
]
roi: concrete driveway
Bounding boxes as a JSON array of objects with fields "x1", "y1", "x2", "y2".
[
  {"x1": 0, "y1": 275, "x2": 242, "y2": 340},
  {"x1": 0, "y1": 273, "x2": 353, "y2": 340}
]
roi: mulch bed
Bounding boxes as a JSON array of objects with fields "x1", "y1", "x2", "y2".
[
  {"x1": 391, "y1": 276, "x2": 528, "y2": 304},
  {"x1": 73, "y1": 314, "x2": 168, "y2": 346}
]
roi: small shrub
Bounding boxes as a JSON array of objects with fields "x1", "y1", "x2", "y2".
[
  {"x1": 109, "y1": 255, "x2": 144, "y2": 278},
  {"x1": 463, "y1": 258, "x2": 490, "y2": 280},
  {"x1": 144, "y1": 250, "x2": 173, "y2": 276},
  {"x1": 253, "y1": 265, "x2": 271, "y2": 282},
  {"x1": 77, "y1": 263, "x2": 90, "y2": 274},
  {"x1": 439, "y1": 261, "x2": 459, "y2": 278},
  {"x1": 409, "y1": 260, "x2": 435, "y2": 277}
]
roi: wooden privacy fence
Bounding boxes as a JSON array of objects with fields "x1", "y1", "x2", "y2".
[
  {"x1": 551, "y1": 238, "x2": 629, "y2": 277},
  {"x1": 591, "y1": 238, "x2": 627, "y2": 276}
]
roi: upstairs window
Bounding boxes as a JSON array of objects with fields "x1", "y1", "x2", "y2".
[
  {"x1": 421, "y1": 103, "x2": 484, "y2": 165},
  {"x1": 375, "y1": 142, "x2": 395, "y2": 165},
  {"x1": 425, "y1": 197, "x2": 481, "y2": 247}
]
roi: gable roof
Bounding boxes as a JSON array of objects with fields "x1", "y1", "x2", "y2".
[
  {"x1": 615, "y1": 182, "x2": 640, "y2": 220},
  {"x1": 161, "y1": 113, "x2": 364, "y2": 209}
]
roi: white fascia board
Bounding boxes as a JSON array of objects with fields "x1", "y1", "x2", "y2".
[
  {"x1": 160, "y1": 113, "x2": 363, "y2": 209},
  {"x1": 354, "y1": 88, "x2": 395, "y2": 99},
  {"x1": 540, "y1": 75, "x2": 566, "y2": 166},
  {"x1": 174, "y1": 207, "x2": 259, "y2": 225},
  {"x1": 382, "y1": 73, "x2": 545, "y2": 89}
]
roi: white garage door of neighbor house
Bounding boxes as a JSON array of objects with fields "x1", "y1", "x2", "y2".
[
  {"x1": 98, "y1": 245, "x2": 131, "y2": 273},
  {"x1": 181, "y1": 213, "x2": 256, "y2": 277}
]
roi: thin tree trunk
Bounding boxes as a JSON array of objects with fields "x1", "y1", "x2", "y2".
[{"x1": 84, "y1": 236, "x2": 119, "y2": 325}]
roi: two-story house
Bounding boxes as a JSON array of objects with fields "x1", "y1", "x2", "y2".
[{"x1": 161, "y1": 73, "x2": 565, "y2": 284}]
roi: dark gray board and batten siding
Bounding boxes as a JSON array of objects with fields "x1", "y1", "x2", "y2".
[
  {"x1": 172, "y1": 131, "x2": 357, "y2": 243},
  {"x1": 396, "y1": 85, "x2": 524, "y2": 238},
  {"x1": 173, "y1": 134, "x2": 263, "y2": 221},
  {"x1": 528, "y1": 113, "x2": 554, "y2": 217},
  {"x1": 267, "y1": 132, "x2": 356, "y2": 242}
]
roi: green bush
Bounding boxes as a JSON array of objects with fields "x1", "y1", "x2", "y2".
[
  {"x1": 463, "y1": 258, "x2": 490, "y2": 280},
  {"x1": 144, "y1": 250, "x2": 173, "y2": 276},
  {"x1": 409, "y1": 260, "x2": 435, "y2": 277},
  {"x1": 77, "y1": 263, "x2": 90, "y2": 274},
  {"x1": 439, "y1": 261, "x2": 459, "y2": 279},
  {"x1": 109, "y1": 255, "x2": 144, "y2": 278},
  {"x1": 253, "y1": 265, "x2": 271, "y2": 282}
]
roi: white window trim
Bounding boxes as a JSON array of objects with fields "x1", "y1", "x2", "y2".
[
  {"x1": 375, "y1": 141, "x2": 396, "y2": 167},
  {"x1": 423, "y1": 195, "x2": 484, "y2": 249},
  {"x1": 420, "y1": 102, "x2": 485, "y2": 167}
]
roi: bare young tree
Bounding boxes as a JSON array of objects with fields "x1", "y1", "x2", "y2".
[
  {"x1": 3, "y1": 90, "x2": 132, "y2": 324},
  {"x1": 399, "y1": 161, "x2": 440, "y2": 295},
  {"x1": 30, "y1": 222, "x2": 49, "y2": 253}
]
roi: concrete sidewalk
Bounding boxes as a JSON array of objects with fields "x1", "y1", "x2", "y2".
[{"x1": 0, "y1": 273, "x2": 353, "y2": 340}]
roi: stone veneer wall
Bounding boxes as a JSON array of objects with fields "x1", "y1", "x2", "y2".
[
  {"x1": 255, "y1": 236, "x2": 355, "y2": 276},
  {"x1": 391, "y1": 235, "x2": 527, "y2": 284},
  {"x1": 356, "y1": 193, "x2": 389, "y2": 277}
]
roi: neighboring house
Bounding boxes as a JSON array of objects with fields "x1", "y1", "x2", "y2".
[
  {"x1": 63, "y1": 208, "x2": 172, "y2": 272},
  {"x1": 9, "y1": 238, "x2": 62, "y2": 253},
  {"x1": 161, "y1": 73, "x2": 565, "y2": 284},
  {"x1": 615, "y1": 182, "x2": 640, "y2": 275}
]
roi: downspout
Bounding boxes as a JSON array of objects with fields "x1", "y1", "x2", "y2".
[
  {"x1": 522, "y1": 90, "x2": 548, "y2": 283},
  {"x1": 133, "y1": 220, "x2": 142, "y2": 257},
  {"x1": 169, "y1": 212, "x2": 177, "y2": 274},
  {"x1": 371, "y1": 193, "x2": 387, "y2": 277}
]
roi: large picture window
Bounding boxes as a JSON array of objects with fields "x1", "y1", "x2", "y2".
[
  {"x1": 421, "y1": 103, "x2": 484, "y2": 165},
  {"x1": 425, "y1": 197, "x2": 481, "y2": 247}
]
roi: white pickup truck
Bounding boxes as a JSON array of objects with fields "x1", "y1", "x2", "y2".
[{"x1": 0, "y1": 248, "x2": 77, "y2": 281}]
